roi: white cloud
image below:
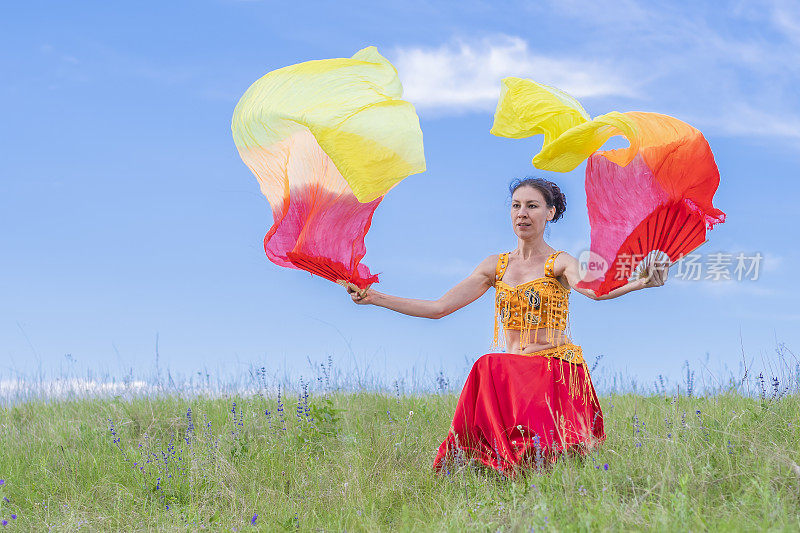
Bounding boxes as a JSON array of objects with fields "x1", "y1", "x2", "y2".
[
  {"x1": 391, "y1": 35, "x2": 639, "y2": 112},
  {"x1": 687, "y1": 102, "x2": 800, "y2": 141},
  {"x1": 389, "y1": 2, "x2": 800, "y2": 145}
]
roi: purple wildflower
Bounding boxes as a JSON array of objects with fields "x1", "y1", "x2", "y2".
[
  {"x1": 603, "y1": 463, "x2": 609, "y2": 470},
  {"x1": 1, "y1": 520, "x2": 6, "y2": 526},
  {"x1": 251, "y1": 513, "x2": 257, "y2": 526},
  {"x1": 186, "y1": 407, "x2": 195, "y2": 444},
  {"x1": 0, "y1": 480, "x2": 4, "y2": 485}
]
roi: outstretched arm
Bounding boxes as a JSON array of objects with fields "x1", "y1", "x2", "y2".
[
  {"x1": 346, "y1": 255, "x2": 498, "y2": 319},
  {"x1": 557, "y1": 252, "x2": 670, "y2": 301}
]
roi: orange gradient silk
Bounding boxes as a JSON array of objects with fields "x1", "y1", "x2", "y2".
[{"x1": 491, "y1": 77, "x2": 726, "y2": 295}]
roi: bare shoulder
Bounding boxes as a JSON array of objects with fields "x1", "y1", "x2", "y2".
[
  {"x1": 553, "y1": 251, "x2": 578, "y2": 289},
  {"x1": 472, "y1": 253, "x2": 501, "y2": 287},
  {"x1": 553, "y1": 250, "x2": 579, "y2": 271},
  {"x1": 554, "y1": 250, "x2": 577, "y2": 264}
]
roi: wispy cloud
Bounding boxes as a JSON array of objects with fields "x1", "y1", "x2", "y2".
[
  {"x1": 390, "y1": 1, "x2": 800, "y2": 144},
  {"x1": 726, "y1": 248, "x2": 786, "y2": 275},
  {"x1": 762, "y1": 252, "x2": 787, "y2": 274},
  {"x1": 766, "y1": 0, "x2": 800, "y2": 43},
  {"x1": 701, "y1": 103, "x2": 800, "y2": 140},
  {"x1": 38, "y1": 42, "x2": 87, "y2": 88},
  {"x1": 391, "y1": 35, "x2": 639, "y2": 113}
]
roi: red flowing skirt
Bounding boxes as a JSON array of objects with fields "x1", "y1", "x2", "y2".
[{"x1": 432, "y1": 351, "x2": 605, "y2": 477}]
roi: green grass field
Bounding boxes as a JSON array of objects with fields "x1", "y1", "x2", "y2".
[{"x1": 2, "y1": 382, "x2": 800, "y2": 532}]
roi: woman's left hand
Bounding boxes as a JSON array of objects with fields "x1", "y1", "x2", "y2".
[{"x1": 639, "y1": 259, "x2": 671, "y2": 288}]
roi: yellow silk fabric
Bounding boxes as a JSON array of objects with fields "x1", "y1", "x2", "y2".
[
  {"x1": 490, "y1": 77, "x2": 703, "y2": 173},
  {"x1": 231, "y1": 46, "x2": 425, "y2": 203}
]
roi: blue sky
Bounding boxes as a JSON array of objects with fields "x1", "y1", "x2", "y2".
[{"x1": 2, "y1": 0, "x2": 799, "y2": 388}]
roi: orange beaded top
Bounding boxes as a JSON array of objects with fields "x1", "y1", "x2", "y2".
[{"x1": 492, "y1": 250, "x2": 571, "y2": 350}]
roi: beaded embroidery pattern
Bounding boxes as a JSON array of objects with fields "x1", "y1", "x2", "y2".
[
  {"x1": 492, "y1": 250, "x2": 572, "y2": 351},
  {"x1": 491, "y1": 250, "x2": 594, "y2": 403}
]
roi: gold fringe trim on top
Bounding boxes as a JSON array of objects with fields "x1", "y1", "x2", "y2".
[
  {"x1": 489, "y1": 252, "x2": 593, "y2": 404},
  {"x1": 491, "y1": 251, "x2": 572, "y2": 352}
]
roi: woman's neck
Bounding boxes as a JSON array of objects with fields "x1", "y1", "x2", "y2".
[{"x1": 515, "y1": 237, "x2": 551, "y2": 260}]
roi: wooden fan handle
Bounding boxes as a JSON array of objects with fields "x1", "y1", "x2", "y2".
[{"x1": 335, "y1": 279, "x2": 369, "y2": 299}]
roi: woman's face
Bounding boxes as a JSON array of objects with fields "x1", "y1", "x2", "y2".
[{"x1": 511, "y1": 186, "x2": 555, "y2": 239}]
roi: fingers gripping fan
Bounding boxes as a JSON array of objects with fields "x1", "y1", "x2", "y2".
[
  {"x1": 491, "y1": 78, "x2": 726, "y2": 296},
  {"x1": 231, "y1": 47, "x2": 426, "y2": 290}
]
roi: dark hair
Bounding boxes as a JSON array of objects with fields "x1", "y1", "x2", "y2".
[{"x1": 508, "y1": 177, "x2": 567, "y2": 223}]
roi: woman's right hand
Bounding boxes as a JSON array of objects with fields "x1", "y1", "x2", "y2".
[{"x1": 343, "y1": 282, "x2": 376, "y2": 305}]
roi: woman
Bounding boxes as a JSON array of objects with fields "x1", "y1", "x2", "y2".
[{"x1": 346, "y1": 177, "x2": 669, "y2": 476}]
